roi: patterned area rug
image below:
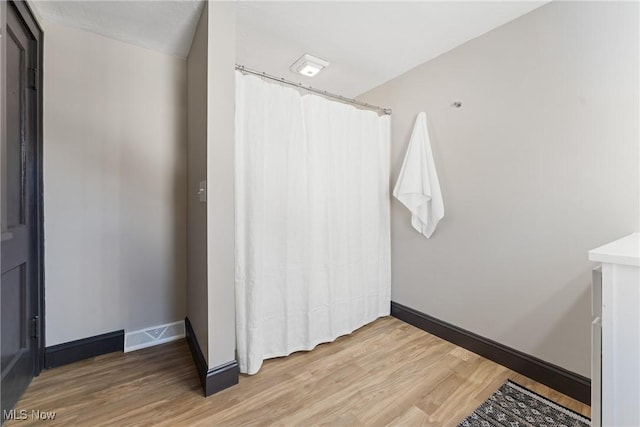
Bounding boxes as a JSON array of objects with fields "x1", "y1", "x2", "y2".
[{"x1": 459, "y1": 380, "x2": 591, "y2": 427}]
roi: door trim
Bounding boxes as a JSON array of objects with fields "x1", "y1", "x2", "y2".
[{"x1": 7, "y1": 0, "x2": 44, "y2": 376}]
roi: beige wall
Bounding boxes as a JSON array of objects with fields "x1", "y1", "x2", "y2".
[
  {"x1": 186, "y1": 2, "x2": 237, "y2": 368},
  {"x1": 359, "y1": 1, "x2": 639, "y2": 377},
  {"x1": 206, "y1": 1, "x2": 236, "y2": 368},
  {"x1": 43, "y1": 20, "x2": 188, "y2": 346},
  {"x1": 186, "y1": 1, "x2": 210, "y2": 362}
]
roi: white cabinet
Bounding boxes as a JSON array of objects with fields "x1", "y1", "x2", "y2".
[
  {"x1": 591, "y1": 267, "x2": 602, "y2": 427},
  {"x1": 589, "y1": 233, "x2": 640, "y2": 427}
]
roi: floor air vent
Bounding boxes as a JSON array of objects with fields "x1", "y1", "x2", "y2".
[{"x1": 124, "y1": 320, "x2": 185, "y2": 352}]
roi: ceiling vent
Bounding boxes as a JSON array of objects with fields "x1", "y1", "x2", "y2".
[{"x1": 289, "y1": 53, "x2": 330, "y2": 77}]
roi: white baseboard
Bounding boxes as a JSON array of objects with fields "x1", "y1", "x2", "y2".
[{"x1": 124, "y1": 320, "x2": 185, "y2": 353}]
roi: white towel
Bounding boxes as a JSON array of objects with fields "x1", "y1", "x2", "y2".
[{"x1": 393, "y1": 112, "x2": 444, "y2": 238}]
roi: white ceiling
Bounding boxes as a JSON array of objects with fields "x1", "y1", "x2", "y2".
[
  {"x1": 31, "y1": 0, "x2": 205, "y2": 58},
  {"x1": 31, "y1": 1, "x2": 548, "y2": 96},
  {"x1": 237, "y1": 1, "x2": 547, "y2": 97}
]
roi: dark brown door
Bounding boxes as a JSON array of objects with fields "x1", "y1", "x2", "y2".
[{"x1": 1, "y1": 1, "x2": 43, "y2": 419}]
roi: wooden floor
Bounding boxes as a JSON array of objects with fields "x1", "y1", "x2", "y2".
[{"x1": 9, "y1": 317, "x2": 589, "y2": 426}]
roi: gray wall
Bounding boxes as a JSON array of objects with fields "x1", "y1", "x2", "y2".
[
  {"x1": 187, "y1": 2, "x2": 210, "y2": 361},
  {"x1": 43, "y1": 20, "x2": 188, "y2": 345},
  {"x1": 359, "y1": 1, "x2": 639, "y2": 377},
  {"x1": 205, "y1": 1, "x2": 237, "y2": 368},
  {"x1": 186, "y1": 2, "x2": 237, "y2": 368}
]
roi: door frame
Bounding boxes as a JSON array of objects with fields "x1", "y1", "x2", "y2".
[{"x1": 3, "y1": 0, "x2": 45, "y2": 375}]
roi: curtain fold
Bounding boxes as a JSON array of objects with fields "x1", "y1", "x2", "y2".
[{"x1": 235, "y1": 72, "x2": 391, "y2": 375}]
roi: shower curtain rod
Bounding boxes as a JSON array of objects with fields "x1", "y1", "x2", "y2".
[{"x1": 235, "y1": 65, "x2": 392, "y2": 115}]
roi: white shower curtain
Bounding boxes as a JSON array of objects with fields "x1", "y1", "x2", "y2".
[{"x1": 235, "y1": 72, "x2": 391, "y2": 375}]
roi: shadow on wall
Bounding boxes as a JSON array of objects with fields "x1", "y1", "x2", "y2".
[
  {"x1": 49, "y1": 123, "x2": 187, "y2": 332},
  {"x1": 504, "y1": 270, "x2": 592, "y2": 378},
  {"x1": 118, "y1": 131, "x2": 187, "y2": 331}
]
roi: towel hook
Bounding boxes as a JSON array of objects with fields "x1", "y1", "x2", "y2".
[{"x1": 452, "y1": 101, "x2": 462, "y2": 108}]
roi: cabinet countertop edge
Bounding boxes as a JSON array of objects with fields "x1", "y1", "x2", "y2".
[{"x1": 588, "y1": 232, "x2": 640, "y2": 267}]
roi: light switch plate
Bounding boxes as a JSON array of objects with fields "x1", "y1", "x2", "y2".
[{"x1": 198, "y1": 180, "x2": 207, "y2": 203}]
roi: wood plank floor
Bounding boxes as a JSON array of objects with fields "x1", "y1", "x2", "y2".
[{"x1": 9, "y1": 317, "x2": 590, "y2": 426}]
